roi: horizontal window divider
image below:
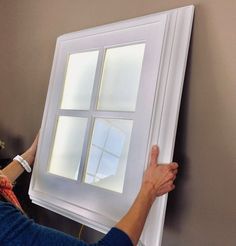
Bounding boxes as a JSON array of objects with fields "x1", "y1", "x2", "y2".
[
  {"x1": 57, "y1": 110, "x2": 136, "y2": 120},
  {"x1": 92, "y1": 111, "x2": 135, "y2": 120},
  {"x1": 58, "y1": 109, "x2": 91, "y2": 118}
]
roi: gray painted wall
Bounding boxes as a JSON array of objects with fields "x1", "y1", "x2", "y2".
[{"x1": 0, "y1": 1, "x2": 235, "y2": 245}]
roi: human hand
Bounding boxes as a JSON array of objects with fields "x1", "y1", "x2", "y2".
[
  {"x1": 141, "y1": 145, "x2": 178, "y2": 201},
  {"x1": 115, "y1": 145, "x2": 178, "y2": 245},
  {"x1": 21, "y1": 133, "x2": 39, "y2": 166}
]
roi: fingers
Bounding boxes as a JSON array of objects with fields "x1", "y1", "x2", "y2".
[
  {"x1": 150, "y1": 145, "x2": 159, "y2": 166},
  {"x1": 159, "y1": 172, "x2": 176, "y2": 186},
  {"x1": 145, "y1": 149, "x2": 179, "y2": 197},
  {"x1": 172, "y1": 169, "x2": 178, "y2": 175},
  {"x1": 170, "y1": 162, "x2": 178, "y2": 169},
  {"x1": 149, "y1": 145, "x2": 178, "y2": 169},
  {"x1": 166, "y1": 163, "x2": 178, "y2": 181},
  {"x1": 154, "y1": 163, "x2": 178, "y2": 189},
  {"x1": 157, "y1": 182, "x2": 175, "y2": 196}
]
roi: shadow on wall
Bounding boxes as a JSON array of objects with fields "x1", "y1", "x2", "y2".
[{"x1": 164, "y1": 32, "x2": 194, "y2": 232}]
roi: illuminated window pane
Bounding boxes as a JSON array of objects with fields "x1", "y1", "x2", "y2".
[
  {"x1": 97, "y1": 152, "x2": 119, "y2": 178},
  {"x1": 84, "y1": 118, "x2": 133, "y2": 193},
  {"x1": 48, "y1": 116, "x2": 88, "y2": 180},
  {"x1": 97, "y1": 43, "x2": 145, "y2": 111},
  {"x1": 86, "y1": 146, "x2": 102, "y2": 175},
  {"x1": 61, "y1": 51, "x2": 99, "y2": 110}
]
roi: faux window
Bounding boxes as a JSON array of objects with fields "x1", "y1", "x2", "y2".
[{"x1": 29, "y1": 5, "x2": 194, "y2": 246}]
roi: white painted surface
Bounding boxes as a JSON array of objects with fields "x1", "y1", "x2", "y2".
[{"x1": 29, "y1": 5, "x2": 194, "y2": 246}]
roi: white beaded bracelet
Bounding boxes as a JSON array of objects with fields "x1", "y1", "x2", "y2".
[{"x1": 13, "y1": 155, "x2": 32, "y2": 173}]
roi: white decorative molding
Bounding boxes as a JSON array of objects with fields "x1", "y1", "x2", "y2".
[{"x1": 141, "y1": 5, "x2": 194, "y2": 246}]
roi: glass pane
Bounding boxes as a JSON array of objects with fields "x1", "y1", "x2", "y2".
[
  {"x1": 84, "y1": 118, "x2": 133, "y2": 193},
  {"x1": 61, "y1": 50, "x2": 99, "y2": 110},
  {"x1": 48, "y1": 116, "x2": 88, "y2": 180},
  {"x1": 97, "y1": 43, "x2": 145, "y2": 111}
]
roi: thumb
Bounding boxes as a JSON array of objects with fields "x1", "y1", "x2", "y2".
[{"x1": 150, "y1": 145, "x2": 159, "y2": 166}]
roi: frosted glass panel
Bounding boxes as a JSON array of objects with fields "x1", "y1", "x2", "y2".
[
  {"x1": 48, "y1": 116, "x2": 88, "y2": 180},
  {"x1": 84, "y1": 118, "x2": 133, "y2": 193},
  {"x1": 97, "y1": 43, "x2": 145, "y2": 111},
  {"x1": 61, "y1": 51, "x2": 99, "y2": 110}
]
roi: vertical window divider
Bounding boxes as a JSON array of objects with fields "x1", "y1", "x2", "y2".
[
  {"x1": 90, "y1": 48, "x2": 106, "y2": 113},
  {"x1": 77, "y1": 48, "x2": 106, "y2": 182}
]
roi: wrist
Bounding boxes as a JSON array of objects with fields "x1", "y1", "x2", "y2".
[
  {"x1": 13, "y1": 155, "x2": 32, "y2": 173},
  {"x1": 139, "y1": 181, "x2": 156, "y2": 204},
  {"x1": 21, "y1": 149, "x2": 36, "y2": 166}
]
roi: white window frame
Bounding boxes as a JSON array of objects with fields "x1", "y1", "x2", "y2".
[{"x1": 29, "y1": 5, "x2": 194, "y2": 246}]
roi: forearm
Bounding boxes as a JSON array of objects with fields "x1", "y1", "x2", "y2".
[
  {"x1": 1, "y1": 134, "x2": 38, "y2": 183},
  {"x1": 115, "y1": 183, "x2": 155, "y2": 245},
  {"x1": 1, "y1": 149, "x2": 35, "y2": 183}
]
